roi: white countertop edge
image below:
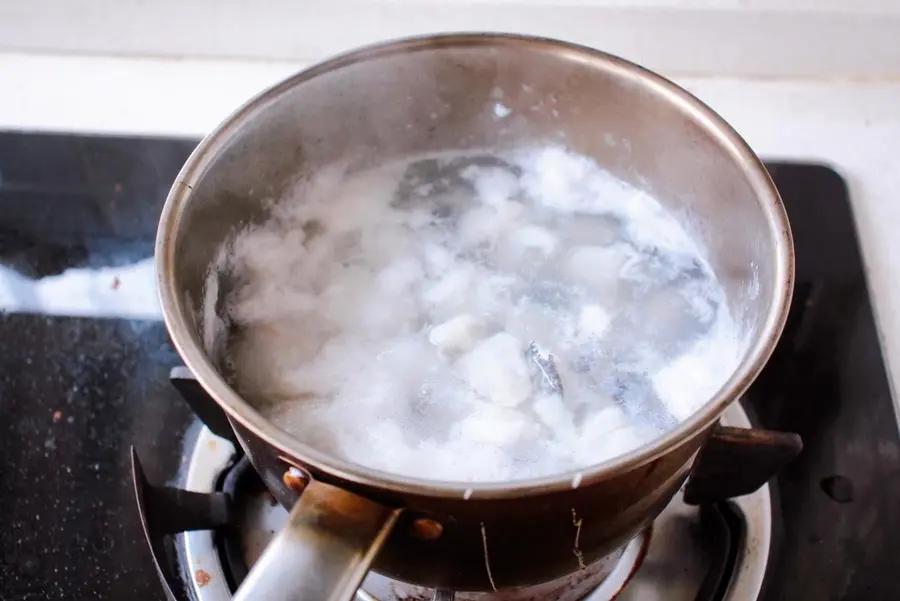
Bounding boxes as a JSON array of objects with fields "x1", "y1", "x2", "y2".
[
  {"x1": 1, "y1": 51, "x2": 897, "y2": 416},
  {"x1": 4, "y1": 1, "x2": 900, "y2": 77}
]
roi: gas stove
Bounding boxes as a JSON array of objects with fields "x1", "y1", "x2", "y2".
[
  {"x1": 1, "y1": 131, "x2": 898, "y2": 601},
  {"x1": 146, "y1": 401, "x2": 769, "y2": 601}
]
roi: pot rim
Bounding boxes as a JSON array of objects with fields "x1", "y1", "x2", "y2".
[{"x1": 155, "y1": 32, "x2": 794, "y2": 500}]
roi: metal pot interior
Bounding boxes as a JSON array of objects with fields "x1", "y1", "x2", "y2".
[{"x1": 157, "y1": 33, "x2": 792, "y2": 489}]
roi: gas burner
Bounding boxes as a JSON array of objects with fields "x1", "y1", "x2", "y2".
[{"x1": 160, "y1": 402, "x2": 769, "y2": 601}]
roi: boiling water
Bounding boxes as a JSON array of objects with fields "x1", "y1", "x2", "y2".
[{"x1": 204, "y1": 145, "x2": 745, "y2": 483}]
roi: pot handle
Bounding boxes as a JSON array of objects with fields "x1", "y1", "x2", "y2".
[
  {"x1": 683, "y1": 425, "x2": 803, "y2": 505},
  {"x1": 233, "y1": 479, "x2": 402, "y2": 601}
]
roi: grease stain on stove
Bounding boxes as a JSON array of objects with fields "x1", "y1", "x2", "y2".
[{"x1": 195, "y1": 569, "x2": 212, "y2": 588}]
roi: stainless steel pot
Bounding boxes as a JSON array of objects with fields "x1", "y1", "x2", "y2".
[{"x1": 155, "y1": 33, "x2": 796, "y2": 601}]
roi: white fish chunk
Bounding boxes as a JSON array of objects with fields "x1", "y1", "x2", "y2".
[{"x1": 458, "y1": 332, "x2": 532, "y2": 407}]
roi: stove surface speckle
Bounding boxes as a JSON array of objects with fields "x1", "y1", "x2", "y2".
[{"x1": 0, "y1": 316, "x2": 192, "y2": 599}]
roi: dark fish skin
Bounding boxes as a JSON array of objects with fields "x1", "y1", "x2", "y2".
[{"x1": 528, "y1": 341, "x2": 565, "y2": 396}]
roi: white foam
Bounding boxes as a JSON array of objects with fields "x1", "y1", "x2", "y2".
[
  {"x1": 0, "y1": 258, "x2": 160, "y2": 319},
  {"x1": 204, "y1": 144, "x2": 745, "y2": 483}
]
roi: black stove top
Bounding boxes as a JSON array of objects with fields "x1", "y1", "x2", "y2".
[{"x1": 0, "y1": 132, "x2": 898, "y2": 601}]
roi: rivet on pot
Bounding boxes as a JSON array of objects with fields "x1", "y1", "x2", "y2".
[
  {"x1": 410, "y1": 517, "x2": 444, "y2": 541},
  {"x1": 282, "y1": 466, "x2": 308, "y2": 494}
]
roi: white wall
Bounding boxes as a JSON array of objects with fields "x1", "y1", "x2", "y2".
[{"x1": 2, "y1": 0, "x2": 900, "y2": 77}]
